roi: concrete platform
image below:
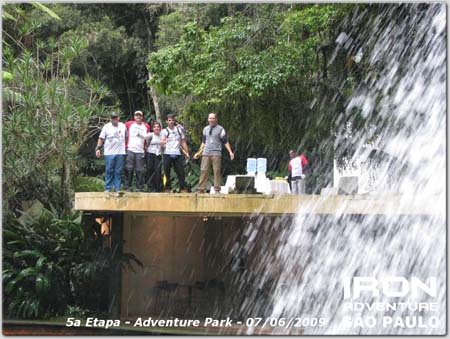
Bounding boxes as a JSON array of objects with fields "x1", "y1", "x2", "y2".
[{"x1": 74, "y1": 192, "x2": 441, "y2": 216}]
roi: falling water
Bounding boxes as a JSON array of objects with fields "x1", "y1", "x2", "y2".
[{"x1": 247, "y1": 4, "x2": 445, "y2": 335}]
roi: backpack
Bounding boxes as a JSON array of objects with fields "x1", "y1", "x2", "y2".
[{"x1": 165, "y1": 126, "x2": 182, "y2": 139}]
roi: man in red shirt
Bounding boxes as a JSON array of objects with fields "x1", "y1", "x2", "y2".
[{"x1": 288, "y1": 150, "x2": 308, "y2": 194}]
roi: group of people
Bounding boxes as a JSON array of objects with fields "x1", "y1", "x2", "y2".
[
  {"x1": 96, "y1": 111, "x2": 234, "y2": 193},
  {"x1": 96, "y1": 109, "x2": 308, "y2": 194}
]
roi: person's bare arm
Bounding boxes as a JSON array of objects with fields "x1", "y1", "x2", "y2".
[
  {"x1": 193, "y1": 143, "x2": 204, "y2": 159},
  {"x1": 224, "y1": 142, "x2": 234, "y2": 160},
  {"x1": 181, "y1": 139, "x2": 190, "y2": 159},
  {"x1": 95, "y1": 138, "x2": 104, "y2": 158}
]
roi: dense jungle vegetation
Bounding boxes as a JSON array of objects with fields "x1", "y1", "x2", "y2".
[{"x1": 2, "y1": 3, "x2": 413, "y2": 319}]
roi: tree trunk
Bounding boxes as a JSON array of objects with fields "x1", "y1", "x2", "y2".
[
  {"x1": 227, "y1": 4, "x2": 235, "y2": 17},
  {"x1": 148, "y1": 71, "x2": 161, "y2": 122},
  {"x1": 322, "y1": 47, "x2": 328, "y2": 80},
  {"x1": 61, "y1": 160, "x2": 71, "y2": 214}
]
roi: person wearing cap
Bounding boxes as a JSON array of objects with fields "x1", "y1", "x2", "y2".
[
  {"x1": 95, "y1": 112, "x2": 127, "y2": 192},
  {"x1": 124, "y1": 111, "x2": 151, "y2": 192},
  {"x1": 196, "y1": 113, "x2": 234, "y2": 194},
  {"x1": 288, "y1": 150, "x2": 308, "y2": 194}
]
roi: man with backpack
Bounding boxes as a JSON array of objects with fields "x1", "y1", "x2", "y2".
[{"x1": 160, "y1": 114, "x2": 190, "y2": 192}]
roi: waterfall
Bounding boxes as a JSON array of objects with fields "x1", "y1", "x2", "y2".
[{"x1": 263, "y1": 4, "x2": 446, "y2": 335}]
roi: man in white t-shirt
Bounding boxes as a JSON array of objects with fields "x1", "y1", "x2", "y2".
[
  {"x1": 160, "y1": 114, "x2": 190, "y2": 192},
  {"x1": 95, "y1": 112, "x2": 127, "y2": 192},
  {"x1": 124, "y1": 111, "x2": 151, "y2": 192}
]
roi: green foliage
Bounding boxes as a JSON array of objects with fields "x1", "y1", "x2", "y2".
[
  {"x1": 4, "y1": 207, "x2": 83, "y2": 318},
  {"x1": 2, "y1": 6, "x2": 118, "y2": 212},
  {"x1": 75, "y1": 176, "x2": 104, "y2": 192},
  {"x1": 2, "y1": 10, "x2": 17, "y2": 21},
  {"x1": 155, "y1": 4, "x2": 230, "y2": 50},
  {"x1": 3, "y1": 206, "x2": 143, "y2": 319},
  {"x1": 150, "y1": 5, "x2": 340, "y2": 98},
  {"x1": 185, "y1": 160, "x2": 201, "y2": 191},
  {"x1": 59, "y1": 16, "x2": 146, "y2": 106},
  {"x1": 2, "y1": 70, "x2": 13, "y2": 80},
  {"x1": 155, "y1": 10, "x2": 191, "y2": 50},
  {"x1": 31, "y1": 3, "x2": 62, "y2": 21},
  {"x1": 148, "y1": 4, "x2": 352, "y2": 179},
  {"x1": 2, "y1": 7, "x2": 149, "y2": 319},
  {"x1": 64, "y1": 305, "x2": 93, "y2": 318}
]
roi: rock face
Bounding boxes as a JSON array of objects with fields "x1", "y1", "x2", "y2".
[{"x1": 338, "y1": 176, "x2": 359, "y2": 195}]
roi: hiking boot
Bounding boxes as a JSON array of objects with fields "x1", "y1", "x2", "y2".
[{"x1": 197, "y1": 189, "x2": 205, "y2": 194}]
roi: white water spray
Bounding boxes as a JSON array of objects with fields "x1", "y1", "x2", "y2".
[{"x1": 266, "y1": 4, "x2": 446, "y2": 335}]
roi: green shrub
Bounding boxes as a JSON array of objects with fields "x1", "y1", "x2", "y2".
[{"x1": 3, "y1": 206, "x2": 142, "y2": 319}]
